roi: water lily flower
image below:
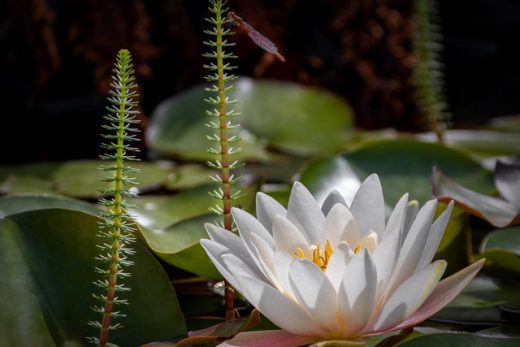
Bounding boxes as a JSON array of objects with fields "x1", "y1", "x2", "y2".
[{"x1": 201, "y1": 175, "x2": 485, "y2": 346}]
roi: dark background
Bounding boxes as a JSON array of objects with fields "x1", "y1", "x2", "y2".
[{"x1": 1, "y1": 0, "x2": 519, "y2": 164}]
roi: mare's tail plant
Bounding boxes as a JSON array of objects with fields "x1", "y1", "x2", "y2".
[
  {"x1": 203, "y1": 0, "x2": 242, "y2": 320},
  {"x1": 413, "y1": 0, "x2": 450, "y2": 143},
  {"x1": 88, "y1": 49, "x2": 140, "y2": 346}
]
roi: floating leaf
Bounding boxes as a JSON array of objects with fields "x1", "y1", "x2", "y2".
[
  {"x1": 301, "y1": 139, "x2": 494, "y2": 207},
  {"x1": 478, "y1": 227, "x2": 520, "y2": 275},
  {"x1": 0, "y1": 160, "x2": 174, "y2": 198},
  {"x1": 166, "y1": 164, "x2": 216, "y2": 190},
  {"x1": 398, "y1": 333, "x2": 520, "y2": 346},
  {"x1": 1, "y1": 208, "x2": 186, "y2": 345},
  {"x1": 147, "y1": 78, "x2": 353, "y2": 160}
]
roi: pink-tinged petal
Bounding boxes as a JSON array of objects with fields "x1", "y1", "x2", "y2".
[
  {"x1": 289, "y1": 259, "x2": 341, "y2": 335},
  {"x1": 338, "y1": 249, "x2": 377, "y2": 336},
  {"x1": 416, "y1": 202, "x2": 454, "y2": 271},
  {"x1": 272, "y1": 215, "x2": 309, "y2": 252},
  {"x1": 321, "y1": 190, "x2": 347, "y2": 215},
  {"x1": 219, "y1": 330, "x2": 319, "y2": 347},
  {"x1": 205, "y1": 223, "x2": 265, "y2": 280},
  {"x1": 323, "y1": 203, "x2": 358, "y2": 248},
  {"x1": 200, "y1": 239, "x2": 241, "y2": 290},
  {"x1": 256, "y1": 192, "x2": 287, "y2": 231},
  {"x1": 232, "y1": 207, "x2": 274, "y2": 249},
  {"x1": 384, "y1": 194, "x2": 409, "y2": 241},
  {"x1": 379, "y1": 259, "x2": 485, "y2": 333},
  {"x1": 235, "y1": 275, "x2": 326, "y2": 336},
  {"x1": 350, "y1": 174, "x2": 385, "y2": 238},
  {"x1": 369, "y1": 260, "x2": 446, "y2": 332},
  {"x1": 325, "y1": 242, "x2": 353, "y2": 291},
  {"x1": 287, "y1": 182, "x2": 326, "y2": 244},
  {"x1": 385, "y1": 200, "x2": 437, "y2": 296}
]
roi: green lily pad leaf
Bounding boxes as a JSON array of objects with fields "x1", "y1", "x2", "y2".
[
  {"x1": 478, "y1": 227, "x2": 520, "y2": 274},
  {"x1": 138, "y1": 214, "x2": 220, "y2": 279},
  {"x1": 398, "y1": 333, "x2": 520, "y2": 346},
  {"x1": 4, "y1": 208, "x2": 186, "y2": 345},
  {"x1": 0, "y1": 194, "x2": 99, "y2": 218},
  {"x1": 477, "y1": 325, "x2": 520, "y2": 338},
  {"x1": 489, "y1": 115, "x2": 520, "y2": 132},
  {"x1": 418, "y1": 130, "x2": 520, "y2": 158},
  {"x1": 301, "y1": 139, "x2": 494, "y2": 207},
  {"x1": 166, "y1": 164, "x2": 216, "y2": 190},
  {"x1": 0, "y1": 160, "x2": 174, "y2": 198},
  {"x1": 433, "y1": 164, "x2": 520, "y2": 227},
  {"x1": 436, "y1": 275, "x2": 520, "y2": 324},
  {"x1": 0, "y1": 219, "x2": 55, "y2": 347},
  {"x1": 147, "y1": 78, "x2": 353, "y2": 160}
]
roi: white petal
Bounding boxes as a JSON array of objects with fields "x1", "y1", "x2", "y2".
[
  {"x1": 221, "y1": 253, "x2": 260, "y2": 281},
  {"x1": 273, "y1": 250, "x2": 297, "y2": 297},
  {"x1": 386, "y1": 200, "x2": 437, "y2": 295},
  {"x1": 384, "y1": 194, "x2": 409, "y2": 241},
  {"x1": 205, "y1": 223, "x2": 263, "y2": 278},
  {"x1": 232, "y1": 207, "x2": 274, "y2": 253},
  {"x1": 372, "y1": 226, "x2": 400, "y2": 299},
  {"x1": 289, "y1": 259, "x2": 340, "y2": 334},
  {"x1": 402, "y1": 200, "x2": 419, "y2": 243},
  {"x1": 338, "y1": 249, "x2": 377, "y2": 336},
  {"x1": 200, "y1": 239, "x2": 241, "y2": 290},
  {"x1": 350, "y1": 174, "x2": 385, "y2": 238},
  {"x1": 370, "y1": 260, "x2": 446, "y2": 332},
  {"x1": 249, "y1": 233, "x2": 279, "y2": 287},
  {"x1": 416, "y1": 202, "x2": 454, "y2": 271},
  {"x1": 272, "y1": 215, "x2": 310, "y2": 252},
  {"x1": 322, "y1": 203, "x2": 358, "y2": 247},
  {"x1": 321, "y1": 190, "x2": 347, "y2": 215},
  {"x1": 325, "y1": 242, "x2": 353, "y2": 291},
  {"x1": 287, "y1": 182, "x2": 325, "y2": 244},
  {"x1": 236, "y1": 275, "x2": 325, "y2": 336},
  {"x1": 256, "y1": 192, "x2": 287, "y2": 231}
]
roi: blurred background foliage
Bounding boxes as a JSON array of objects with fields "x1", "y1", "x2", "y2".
[{"x1": 1, "y1": 0, "x2": 520, "y2": 345}]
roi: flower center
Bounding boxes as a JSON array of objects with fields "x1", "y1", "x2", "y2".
[{"x1": 292, "y1": 232, "x2": 378, "y2": 271}]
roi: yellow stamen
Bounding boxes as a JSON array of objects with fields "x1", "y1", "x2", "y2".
[
  {"x1": 354, "y1": 244, "x2": 363, "y2": 254},
  {"x1": 294, "y1": 248, "x2": 305, "y2": 258}
]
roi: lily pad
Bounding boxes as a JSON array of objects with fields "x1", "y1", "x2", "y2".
[
  {"x1": 301, "y1": 139, "x2": 494, "y2": 207},
  {"x1": 2, "y1": 208, "x2": 187, "y2": 345},
  {"x1": 418, "y1": 130, "x2": 520, "y2": 158},
  {"x1": 166, "y1": 164, "x2": 216, "y2": 190},
  {"x1": 478, "y1": 228, "x2": 520, "y2": 275},
  {"x1": 398, "y1": 333, "x2": 520, "y2": 346},
  {"x1": 147, "y1": 78, "x2": 353, "y2": 161},
  {"x1": 0, "y1": 160, "x2": 174, "y2": 198},
  {"x1": 0, "y1": 194, "x2": 99, "y2": 218}
]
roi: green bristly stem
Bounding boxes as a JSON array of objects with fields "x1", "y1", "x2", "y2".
[
  {"x1": 204, "y1": 0, "x2": 241, "y2": 320},
  {"x1": 89, "y1": 49, "x2": 139, "y2": 346}
]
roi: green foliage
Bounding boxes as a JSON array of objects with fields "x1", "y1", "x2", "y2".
[
  {"x1": 413, "y1": 0, "x2": 450, "y2": 141},
  {"x1": 89, "y1": 49, "x2": 141, "y2": 346}
]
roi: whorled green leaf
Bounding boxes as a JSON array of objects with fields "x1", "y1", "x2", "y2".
[
  {"x1": 300, "y1": 139, "x2": 494, "y2": 207},
  {"x1": 147, "y1": 77, "x2": 353, "y2": 160},
  {"x1": 2, "y1": 208, "x2": 186, "y2": 345},
  {"x1": 398, "y1": 333, "x2": 520, "y2": 346},
  {"x1": 0, "y1": 160, "x2": 174, "y2": 198},
  {"x1": 433, "y1": 163, "x2": 520, "y2": 227}
]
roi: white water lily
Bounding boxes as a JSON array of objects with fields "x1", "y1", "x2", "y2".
[{"x1": 201, "y1": 175, "x2": 485, "y2": 346}]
